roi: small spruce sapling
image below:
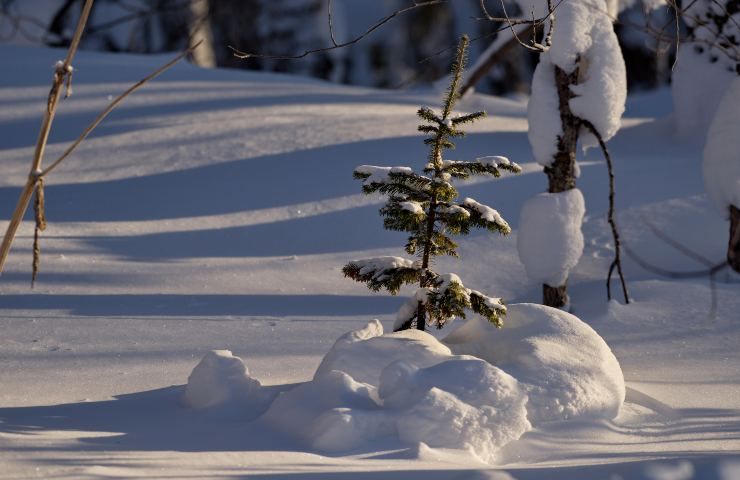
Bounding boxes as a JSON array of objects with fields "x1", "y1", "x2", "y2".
[{"x1": 343, "y1": 36, "x2": 521, "y2": 332}]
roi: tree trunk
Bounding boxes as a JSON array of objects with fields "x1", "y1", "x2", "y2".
[
  {"x1": 729, "y1": 205, "x2": 740, "y2": 273},
  {"x1": 543, "y1": 283, "x2": 568, "y2": 308},
  {"x1": 542, "y1": 65, "x2": 580, "y2": 308},
  {"x1": 188, "y1": 0, "x2": 216, "y2": 67}
]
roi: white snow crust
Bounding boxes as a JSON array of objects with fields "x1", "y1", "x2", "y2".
[
  {"x1": 444, "y1": 303, "x2": 625, "y2": 424},
  {"x1": 516, "y1": 188, "x2": 586, "y2": 286},
  {"x1": 703, "y1": 76, "x2": 740, "y2": 214}
]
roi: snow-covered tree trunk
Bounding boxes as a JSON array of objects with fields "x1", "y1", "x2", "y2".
[
  {"x1": 517, "y1": 0, "x2": 628, "y2": 308},
  {"x1": 541, "y1": 66, "x2": 580, "y2": 307},
  {"x1": 730, "y1": 205, "x2": 740, "y2": 272},
  {"x1": 672, "y1": 0, "x2": 738, "y2": 138},
  {"x1": 703, "y1": 75, "x2": 740, "y2": 273}
]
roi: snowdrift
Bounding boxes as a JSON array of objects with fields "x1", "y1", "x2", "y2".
[
  {"x1": 184, "y1": 304, "x2": 624, "y2": 462},
  {"x1": 444, "y1": 303, "x2": 625, "y2": 424}
]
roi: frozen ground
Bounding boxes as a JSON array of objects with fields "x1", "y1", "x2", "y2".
[{"x1": 0, "y1": 46, "x2": 739, "y2": 479}]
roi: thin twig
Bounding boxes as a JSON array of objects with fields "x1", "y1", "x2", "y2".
[
  {"x1": 640, "y1": 214, "x2": 716, "y2": 266},
  {"x1": 230, "y1": 0, "x2": 561, "y2": 62},
  {"x1": 327, "y1": 0, "x2": 338, "y2": 47},
  {"x1": 581, "y1": 119, "x2": 630, "y2": 304},
  {"x1": 42, "y1": 42, "x2": 202, "y2": 178},
  {"x1": 501, "y1": 0, "x2": 545, "y2": 52},
  {"x1": 623, "y1": 245, "x2": 731, "y2": 319},
  {"x1": 230, "y1": 1, "x2": 446, "y2": 60}
]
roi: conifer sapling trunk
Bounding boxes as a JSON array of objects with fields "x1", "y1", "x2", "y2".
[{"x1": 343, "y1": 36, "x2": 521, "y2": 332}]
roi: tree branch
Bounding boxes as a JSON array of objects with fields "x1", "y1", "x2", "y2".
[{"x1": 581, "y1": 119, "x2": 630, "y2": 304}]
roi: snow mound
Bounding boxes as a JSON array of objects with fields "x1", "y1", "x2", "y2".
[
  {"x1": 260, "y1": 369, "x2": 393, "y2": 452},
  {"x1": 703, "y1": 76, "x2": 740, "y2": 214},
  {"x1": 517, "y1": 188, "x2": 585, "y2": 287},
  {"x1": 261, "y1": 321, "x2": 531, "y2": 460},
  {"x1": 444, "y1": 303, "x2": 625, "y2": 424},
  {"x1": 382, "y1": 358, "x2": 530, "y2": 463},
  {"x1": 183, "y1": 350, "x2": 272, "y2": 415},
  {"x1": 184, "y1": 311, "x2": 622, "y2": 460},
  {"x1": 314, "y1": 320, "x2": 452, "y2": 387}
]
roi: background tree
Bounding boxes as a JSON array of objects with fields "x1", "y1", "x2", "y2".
[
  {"x1": 343, "y1": 36, "x2": 521, "y2": 331},
  {"x1": 671, "y1": 0, "x2": 739, "y2": 137}
]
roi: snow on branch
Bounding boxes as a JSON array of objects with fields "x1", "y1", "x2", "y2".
[
  {"x1": 353, "y1": 165, "x2": 451, "y2": 201},
  {"x1": 468, "y1": 289, "x2": 507, "y2": 327},
  {"x1": 343, "y1": 257, "x2": 421, "y2": 294},
  {"x1": 462, "y1": 198, "x2": 512, "y2": 234},
  {"x1": 437, "y1": 156, "x2": 522, "y2": 179},
  {"x1": 394, "y1": 273, "x2": 506, "y2": 330}
]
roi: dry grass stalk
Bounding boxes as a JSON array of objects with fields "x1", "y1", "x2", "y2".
[{"x1": 0, "y1": 0, "x2": 200, "y2": 283}]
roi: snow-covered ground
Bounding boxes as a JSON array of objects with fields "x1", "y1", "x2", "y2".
[{"x1": 1, "y1": 45, "x2": 739, "y2": 479}]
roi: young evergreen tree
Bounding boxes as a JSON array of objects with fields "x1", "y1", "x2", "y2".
[{"x1": 343, "y1": 36, "x2": 521, "y2": 332}]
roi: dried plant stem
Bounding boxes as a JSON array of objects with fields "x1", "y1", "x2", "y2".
[
  {"x1": 0, "y1": 0, "x2": 94, "y2": 276},
  {"x1": 0, "y1": 4, "x2": 199, "y2": 279},
  {"x1": 42, "y1": 42, "x2": 201, "y2": 178}
]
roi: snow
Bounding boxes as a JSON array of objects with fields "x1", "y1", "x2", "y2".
[
  {"x1": 354, "y1": 164, "x2": 415, "y2": 184},
  {"x1": 182, "y1": 349, "x2": 269, "y2": 414},
  {"x1": 516, "y1": 188, "x2": 586, "y2": 286},
  {"x1": 400, "y1": 200, "x2": 425, "y2": 215},
  {"x1": 2, "y1": 45, "x2": 740, "y2": 479},
  {"x1": 476, "y1": 155, "x2": 515, "y2": 168},
  {"x1": 394, "y1": 288, "x2": 433, "y2": 330},
  {"x1": 440, "y1": 204, "x2": 471, "y2": 218},
  {"x1": 181, "y1": 304, "x2": 624, "y2": 462},
  {"x1": 260, "y1": 369, "x2": 388, "y2": 452},
  {"x1": 463, "y1": 197, "x2": 510, "y2": 231},
  {"x1": 444, "y1": 304, "x2": 625, "y2": 424},
  {"x1": 315, "y1": 320, "x2": 452, "y2": 387},
  {"x1": 216, "y1": 320, "x2": 533, "y2": 461},
  {"x1": 527, "y1": 55, "x2": 562, "y2": 166},
  {"x1": 346, "y1": 256, "x2": 417, "y2": 280},
  {"x1": 703, "y1": 76, "x2": 740, "y2": 214}
]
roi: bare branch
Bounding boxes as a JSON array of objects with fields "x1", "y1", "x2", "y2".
[
  {"x1": 328, "y1": 0, "x2": 339, "y2": 47},
  {"x1": 230, "y1": 1, "x2": 447, "y2": 61},
  {"x1": 581, "y1": 119, "x2": 630, "y2": 304}
]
